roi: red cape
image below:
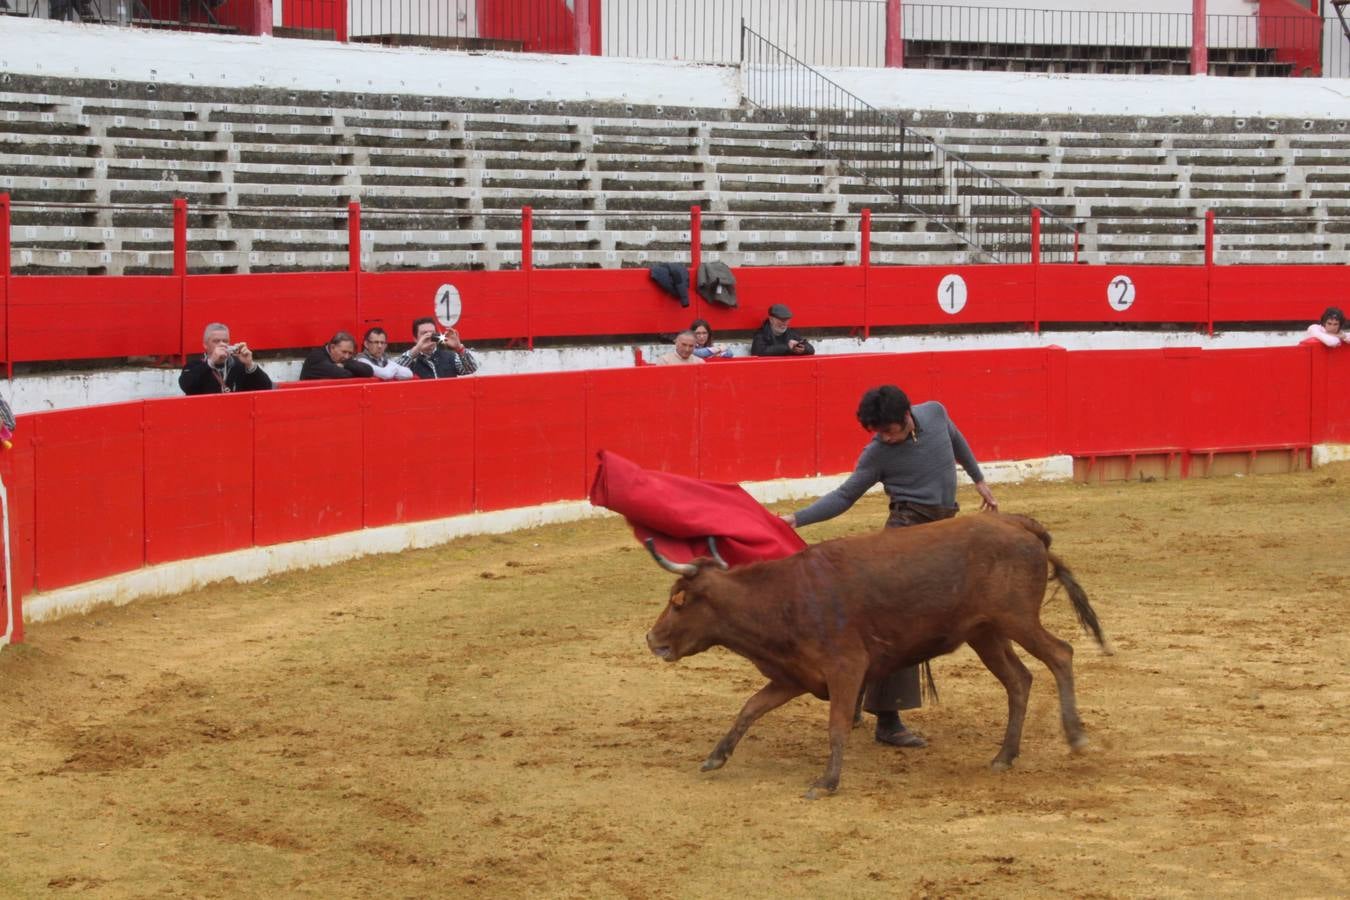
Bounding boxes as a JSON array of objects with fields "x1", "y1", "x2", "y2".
[{"x1": 588, "y1": 450, "x2": 807, "y2": 566}]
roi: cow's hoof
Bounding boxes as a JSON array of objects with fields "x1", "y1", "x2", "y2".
[
  {"x1": 700, "y1": 756, "x2": 726, "y2": 772},
  {"x1": 803, "y1": 781, "x2": 837, "y2": 800},
  {"x1": 989, "y1": 758, "x2": 1014, "y2": 772}
]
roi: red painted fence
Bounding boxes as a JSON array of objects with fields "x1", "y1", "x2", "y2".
[
  {"x1": 1, "y1": 198, "x2": 1343, "y2": 371},
  {"x1": 1, "y1": 343, "x2": 1346, "y2": 641}
]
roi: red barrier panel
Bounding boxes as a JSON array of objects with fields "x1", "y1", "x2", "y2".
[
  {"x1": 252, "y1": 387, "x2": 365, "y2": 545},
  {"x1": 1325, "y1": 350, "x2": 1350, "y2": 442},
  {"x1": 727, "y1": 266, "x2": 867, "y2": 332},
  {"x1": 585, "y1": 367, "x2": 701, "y2": 480},
  {"x1": 929, "y1": 348, "x2": 1058, "y2": 462},
  {"x1": 3, "y1": 261, "x2": 1348, "y2": 362},
  {"x1": 1064, "y1": 349, "x2": 1194, "y2": 453},
  {"x1": 9, "y1": 276, "x2": 180, "y2": 363},
  {"x1": 1177, "y1": 348, "x2": 1312, "y2": 450},
  {"x1": 528, "y1": 269, "x2": 691, "y2": 339},
  {"x1": 184, "y1": 272, "x2": 356, "y2": 356},
  {"x1": 1038, "y1": 265, "x2": 1208, "y2": 324},
  {"x1": 362, "y1": 379, "x2": 476, "y2": 527},
  {"x1": 697, "y1": 359, "x2": 819, "y2": 482},
  {"x1": 360, "y1": 270, "x2": 530, "y2": 343},
  {"x1": 814, "y1": 353, "x2": 938, "y2": 474},
  {"x1": 5, "y1": 345, "x2": 1348, "y2": 621},
  {"x1": 32, "y1": 403, "x2": 145, "y2": 591},
  {"x1": 1210, "y1": 266, "x2": 1345, "y2": 323},
  {"x1": 0, "y1": 424, "x2": 36, "y2": 603},
  {"x1": 867, "y1": 265, "x2": 1035, "y2": 327},
  {"x1": 143, "y1": 394, "x2": 256, "y2": 565},
  {"x1": 473, "y1": 372, "x2": 589, "y2": 510}
]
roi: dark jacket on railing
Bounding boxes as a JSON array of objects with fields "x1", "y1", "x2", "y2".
[
  {"x1": 299, "y1": 346, "x2": 366, "y2": 380},
  {"x1": 179, "y1": 355, "x2": 274, "y2": 395},
  {"x1": 750, "y1": 320, "x2": 815, "y2": 357}
]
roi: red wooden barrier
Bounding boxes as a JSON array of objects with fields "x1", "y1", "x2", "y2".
[
  {"x1": 32, "y1": 403, "x2": 145, "y2": 591},
  {"x1": 473, "y1": 372, "x2": 590, "y2": 510},
  {"x1": 252, "y1": 388, "x2": 365, "y2": 545},
  {"x1": 0, "y1": 260, "x2": 1342, "y2": 365},
  {"x1": 184, "y1": 271, "x2": 356, "y2": 357},
  {"x1": 362, "y1": 378, "x2": 476, "y2": 527},
  {"x1": 143, "y1": 393, "x2": 256, "y2": 565},
  {"x1": 4, "y1": 345, "x2": 1349, "y2": 633}
]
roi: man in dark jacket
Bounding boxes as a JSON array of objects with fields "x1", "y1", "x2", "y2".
[
  {"x1": 395, "y1": 317, "x2": 480, "y2": 379},
  {"x1": 179, "y1": 322, "x2": 273, "y2": 395},
  {"x1": 750, "y1": 303, "x2": 815, "y2": 357},
  {"x1": 299, "y1": 332, "x2": 364, "y2": 380}
]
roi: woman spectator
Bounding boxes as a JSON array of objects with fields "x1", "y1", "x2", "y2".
[
  {"x1": 690, "y1": 319, "x2": 733, "y2": 359},
  {"x1": 1305, "y1": 307, "x2": 1349, "y2": 348}
]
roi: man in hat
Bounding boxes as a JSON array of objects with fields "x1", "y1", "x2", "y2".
[
  {"x1": 750, "y1": 303, "x2": 815, "y2": 357},
  {"x1": 780, "y1": 384, "x2": 998, "y2": 749}
]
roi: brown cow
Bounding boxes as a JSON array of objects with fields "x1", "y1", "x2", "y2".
[{"x1": 644, "y1": 512, "x2": 1109, "y2": 798}]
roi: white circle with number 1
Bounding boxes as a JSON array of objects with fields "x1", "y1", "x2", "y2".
[
  {"x1": 937, "y1": 274, "x2": 967, "y2": 315},
  {"x1": 434, "y1": 284, "x2": 462, "y2": 327},
  {"x1": 1107, "y1": 275, "x2": 1135, "y2": 312}
]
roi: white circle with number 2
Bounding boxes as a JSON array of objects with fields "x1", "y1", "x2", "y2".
[
  {"x1": 937, "y1": 274, "x2": 967, "y2": 315},
  {"x1": 434, "y1": 284, "x2": 462, "y2": 327},
  {"x1": 1107, "y1": 275, "x2": 1135, "y2": 312}
]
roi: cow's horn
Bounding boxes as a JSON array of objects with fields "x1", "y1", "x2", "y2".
[
  {"x1": 706, "y1": 536, "x2": 729, "y2": 570},
  {"x1": 645, "y1": 538, "x2": 698, "y2": 577}
]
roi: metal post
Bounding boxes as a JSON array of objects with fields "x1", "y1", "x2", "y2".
[
  {"x1": 1031, "y1": 208, "x2": 1041, "y2": 335},
  {"x1": 251, "y1": 0, "x2": 273, "y2": 36},
  {"x1": 522, "y1": 206, "x2": 534, "y2": 350},
  {"x1": 1192, "y1": 0, "x2": 1208, "y2": 75},
  {"x1": 860, "y1": 208, "x2": 872, "y2": 339},
  {"x1": 575, "y1": 0, "x2": 592, "y2": 55},
  {"x1": 0, "y1": 194, "x2": 10, "y2": 381},
  {"x1": 885, "y1": 0, "x2": 904, "y2": 68},
  {"x1": 348, "y1": 201, "x2": 362, "y2": 330},
  {"x1": 690, "y1": 205, "x2": 702, "y2": 279},
  {"x1": 174, "y1": 198, "x2": 188, "y2": 364},
  {"x1": 335, "y1": 0, "x2": 348, "y2": 42},
  {"x1": 1205, "y1": 209, "x2": 1216, "y2": 335}
]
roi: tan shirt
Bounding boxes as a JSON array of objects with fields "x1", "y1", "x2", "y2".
[{"x1": 655, "y1": 352, "x2": 705, "y2": 366}]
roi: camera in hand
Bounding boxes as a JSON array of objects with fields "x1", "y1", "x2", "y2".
[{"x1": 229, "y1": 342, "x2": 247, "y2": 354}]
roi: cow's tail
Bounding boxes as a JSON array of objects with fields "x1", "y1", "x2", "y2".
[
  {"x1": 1002, "y1": 513, "x2": 1112, "y2": 655},
  {"x1": 1047, "y1": 551, "x2": 1113, "y2": 655}
]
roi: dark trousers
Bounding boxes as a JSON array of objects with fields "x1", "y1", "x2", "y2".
[{"x1": 861, "y1": 500, "x2": 958, "y2": 714}]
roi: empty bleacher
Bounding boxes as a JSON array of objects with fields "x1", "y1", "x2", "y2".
[{"x1": 3, "y1": 73, "x2": 1350, "y2": 273}]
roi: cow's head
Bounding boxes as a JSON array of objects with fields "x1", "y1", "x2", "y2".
[{"x1": 644, "y1": 537, "x2": 731, "y2": 663}]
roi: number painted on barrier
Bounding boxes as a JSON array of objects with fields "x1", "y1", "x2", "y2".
[
  {"x1": 1107, "y1": 275, "x2": 1135, "y2": 312},
  {"x1": 435, "y1": 284, "x2": 462, "y2": 327},
  {"x1": 938, "y1": 274, "x2": 967, "y2": 315}
]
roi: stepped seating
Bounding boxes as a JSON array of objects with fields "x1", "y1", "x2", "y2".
[
  {"x1": 3, "y1": 77, "x2": 1350, "y2": 273},
  {"x1": 904, "y1": 40, "x2": 1295, "y2": 77}
]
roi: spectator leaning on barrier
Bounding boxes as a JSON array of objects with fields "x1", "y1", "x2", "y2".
[
  {"x1": 300, "y1": 332, "x2": 364, "y2": 380},
  {"x1": 1305, "y1": 306, "x2": 1349, "y2": 348},
  {"x1": 179, "y1": 323, "x2": 273, "y2": 395},
  {"x1": 750, "y1": 303, "x2": 814, "y2": 357},
  {"x1": 655, "y1": 331, "x2": 705, "y2": 366},
  {"x1": 350, "y1": 327, "x2": 414, "y2": 380},
  {"x1": 690, "y1": 318, "x2": 733, "y2": 359},
  {"x1": 397, "y1": 317, "x2": 480, "y2": 379}
]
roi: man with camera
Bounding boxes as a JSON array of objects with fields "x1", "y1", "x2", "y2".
[
  {"x1": 395, "y1": 317, "x2": 479, "y2": 379},
  {"x1": 179, "y1": 322, "x2": 274, "y2": 395}
]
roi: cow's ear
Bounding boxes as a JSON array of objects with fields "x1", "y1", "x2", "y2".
[{"x1": 669, "y1": 590, "x2": 686, "y2": 609}]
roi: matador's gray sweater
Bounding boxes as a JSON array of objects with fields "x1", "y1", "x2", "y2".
[{"x1": 793, "y1": 401, "x2": 984, "y2": 527}]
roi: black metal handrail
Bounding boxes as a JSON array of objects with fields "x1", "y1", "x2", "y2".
[{"x1": 741, "y1": 23, "x2": 1079, "y2": 263}]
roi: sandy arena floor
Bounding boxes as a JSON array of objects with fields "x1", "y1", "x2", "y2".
[{"x1": 1, "y1": 463, "x2": 1347, "y2": 898}]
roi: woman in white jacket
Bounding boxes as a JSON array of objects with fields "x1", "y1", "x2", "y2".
[{"x1": 1306, "y1": 307, "x2": 1349, "y2": 348}]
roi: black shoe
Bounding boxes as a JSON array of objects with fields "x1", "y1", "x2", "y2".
[{"x1": 874, "y1": 712, "x2": 927, "y2": 748}]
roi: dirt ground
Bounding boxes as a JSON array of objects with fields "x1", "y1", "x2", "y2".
[{"x1": 1, "y1": 463, "x2": 1347, "y2": 898}]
